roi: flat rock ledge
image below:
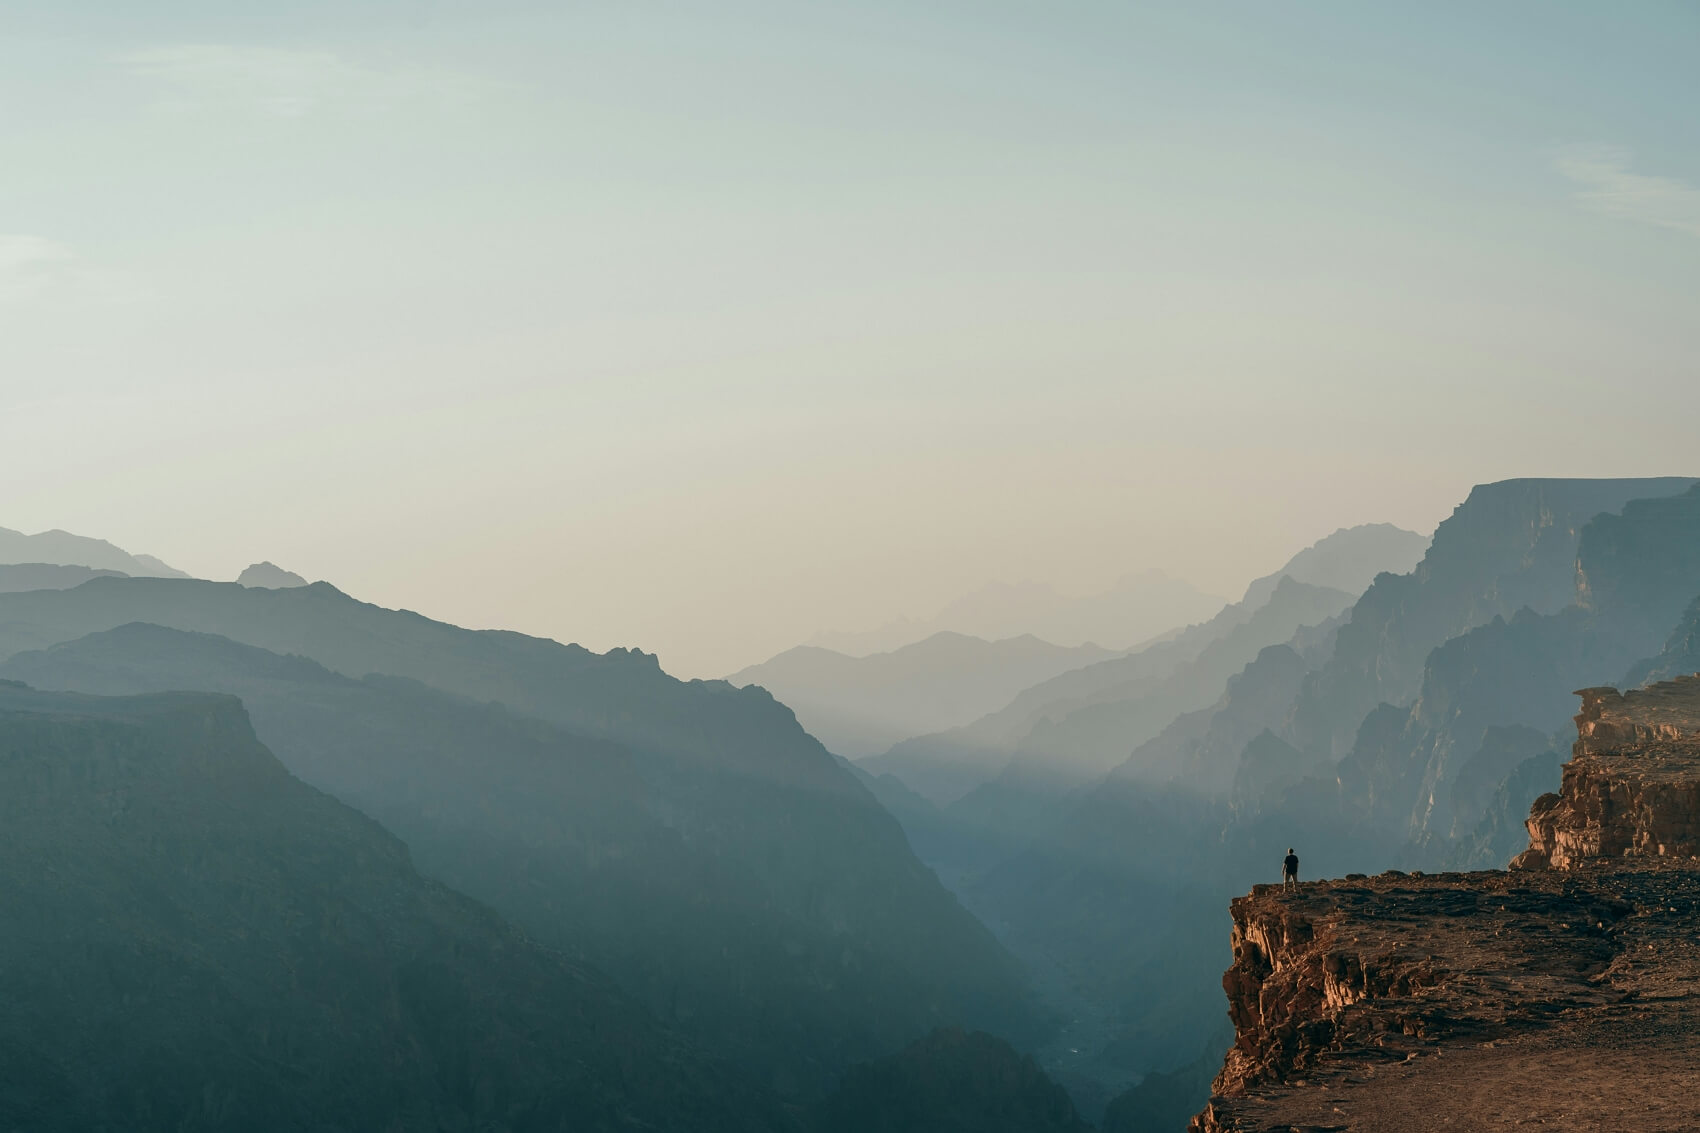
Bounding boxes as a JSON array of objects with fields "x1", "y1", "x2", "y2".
[{"x1": 1193, "y1": 676, "x2": 1700, "y2": 1132}]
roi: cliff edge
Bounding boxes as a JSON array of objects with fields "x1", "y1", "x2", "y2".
[{"x1": 1191, "y1": 675, "x2": 1700, "y2": 1132}]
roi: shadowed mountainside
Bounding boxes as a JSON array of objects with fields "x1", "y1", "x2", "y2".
[
  {"x1": 0, "y1": 683, "x2": 792, "y2": 1133},
  {"x1": 868, "y1": 524, "x2": 1427, "y2": 808},
  {"x1": 1238, "y1": 523, "x2": 1428, "y2": 610},
  {"x1": 0, "y1": 606, "x2": 1044, "y2": 1099},
  {"x1": 1286, "y1": 477, "x2": 1696, "y2": 761},
  {"x1": 815, "y1": 1028, "x2": 1090, "y2": 1133},
  {"x1": 869, "y1": 478, "x2": 1698, "y2": 1120}
]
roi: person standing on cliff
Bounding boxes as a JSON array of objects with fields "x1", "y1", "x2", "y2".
[{"x1": 1282, "y1": 848, "x2": 1299, "y2": 891}]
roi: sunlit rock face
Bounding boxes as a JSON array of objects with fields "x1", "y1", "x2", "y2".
[
  {"x1": 1515, "y1": 677, "x2": 1700, "y2": 870},
  {"x1": 1190, "y1": 678, "x2": 1700, "y2": 1133}
]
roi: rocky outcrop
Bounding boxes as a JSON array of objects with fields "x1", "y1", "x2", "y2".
[
  {"x1": 1188, "y1": 865, "x2": 1700, "y2": 1132},
  {"x1": 1514, "y1": 677, "x2": 1700, "y2": 869},
  {"x1": 1190, "y1": 676, "x2": 1700, "y2": 1131}
]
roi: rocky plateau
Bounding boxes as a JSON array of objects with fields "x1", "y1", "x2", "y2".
[{"x1": 1192, "y1": 675, "x2": 1700, "y2": 1132}]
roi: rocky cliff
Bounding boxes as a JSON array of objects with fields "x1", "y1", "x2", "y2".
[
  {"x1": 1191, "y1": 675, "x2": 1700, "y2": 1131},
  {"x1": 1515, "y1": 677, "x2": 1700, "y2": 870}
]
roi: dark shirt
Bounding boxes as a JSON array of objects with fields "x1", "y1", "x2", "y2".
[{"x1": 1282, "y1": 854, "x2": 1298, "y2": 876}]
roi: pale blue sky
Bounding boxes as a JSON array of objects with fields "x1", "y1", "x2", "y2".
[{"x1": 2, "y1": 2, "x2": 1697, "y2": 675}]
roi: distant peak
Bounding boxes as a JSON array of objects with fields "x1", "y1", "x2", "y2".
[{"x1": 237, "y1": 561, "x2": 309, "y2": 589}]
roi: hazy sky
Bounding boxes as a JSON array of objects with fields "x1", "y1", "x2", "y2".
[{"x1": 3, "y1": 2, "x2": 1698, "y2": 676}]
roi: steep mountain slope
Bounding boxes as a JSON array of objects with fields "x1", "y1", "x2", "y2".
[
  {"x1": 0, "y1": 683, "x2": 789, "y2": 1132},
  {"x1": 1239, "y1": 523, "x2": 1428, "y2": 609},
  {"x1": 1625, "y1": 592, "x2": 1700, "y2": 687},
  {"x1": 1286, "y1": 477, "x2": 1696, "y2": 760},
  {"x1": 0, "y1": 526, "x2": 186, "y2": 577},
  {"x1": 0, "y1": 615, "x2": 1043, "y2": 1097},
  {"x1": 863, "y1": 615, "x2": 1235, "y2": 805},
  {"x1": 1323, "y1": 481, "x2": 1700, "y2": 863},
  {"x1": 908, "y1": 479, "x2": 1699, "y2": 1109},
  {"x1": 816, "y1": 1028, "x2": 1090, "y2": 1133},
  {"x1": 728, "y1": 633, "x2": 1116, "y2": 758},
  {"x1": 958, "y1": 578, "x2": 1354, "y2": 803},
  {"x1": 1114, "y1": 628, "x2": 1338, "y2": 799},
  {"x1": 871, "y1": 524, "x2": 1428, "y2": 806}
]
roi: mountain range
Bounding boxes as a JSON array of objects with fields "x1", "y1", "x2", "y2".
[
  {"x1": 0, "y1": 683, "x2": 791, "y2": 1132},
  {"x1": 861, "y1": 523, "x2": 1425, "y2": 808},
  {"x1": 0, "y1": 526, "x2": 185, "y2": 578},
  {"x1": 805, "y1": 570, "x2": 1226, "y2": 658},
  {"x1": 9, "y1": 481, "x2": 1698, "y2": 1129},
  {"x1": 885, "y1": 477, "x2": 1700, "y2": 1117},
  {"x1": 0, "y1": 577, "x2": 1044, "y2": 1099},
  {"x1": 728, "y1": 633, "x2": 1119, "y2": 758}
]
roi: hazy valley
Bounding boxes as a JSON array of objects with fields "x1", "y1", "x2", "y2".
[{"x1": 10, "y1": 476, "x2": 1700, "y2": 1129}]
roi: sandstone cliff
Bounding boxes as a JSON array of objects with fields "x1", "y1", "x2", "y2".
[
  {"x1": 1191, "y1": 675, "x2": 1700, "y2": 1131},
  {"x1": 1515, "y1": 677, "x2": 1700, "y2": 869}
]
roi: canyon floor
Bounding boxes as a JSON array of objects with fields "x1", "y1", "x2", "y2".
[{"x1": 1195, "y1": 864, "x2": 1700, "y2": 1132}]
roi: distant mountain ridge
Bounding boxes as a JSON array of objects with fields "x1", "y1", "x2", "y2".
[
  {"x1": 237, "y1": 560, "x2": 308, "y2": 588},
  {"x1": 0, "y1": 563, "x2": 128, "y2": 592},
  {"x1": 807, "y1": 569, "x2": 1226, "y2": 657},
  {"x1": 728, "y1": 632, "x2": 1118, "y2": 758},
  {"x1": 0, "y1": 526, "x2": 186, "y2": 578},
  {"x1": 1239, "y1": 523, "x2": 1428, "y2": 608},
  {"x1": 864, "y1": 524, "x2": 1425, "y2": 806},
  {"x1": 0, "y1": 579, "x2": 1045, "y2": 1098}
]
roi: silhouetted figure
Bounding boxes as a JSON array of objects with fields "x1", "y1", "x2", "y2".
[{"x1": 1282, "y1": 848, "x2": 1299, "y2": 891}]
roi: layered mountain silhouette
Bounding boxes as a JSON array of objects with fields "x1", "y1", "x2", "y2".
[
  {"x1": 1237, "y1": 522, "x2": 1428, "y2": 609},
  {"x1": 868, "y1": 577, "x2": 1353, "y2": 810},
  {"x1": 0, "y1": 581, "x2": 1043, "y2": 1097},
  {"x1": 838, "y1": 483, "x2": 1700, "y2": 1117},
  {"x1": 0, "y1": 526, "x2": 186, "y2": 577},
  {"x1": 806, "y1": 569, "x2": 1225, "y2": 658},
  {"x1": 865, "y1": 524, "x2": 1427, "y2": 807},
  {"x1": 727, "y1": 632, "x2": 1117, "y2": 758},
  {"x1": 0, "y1": 683, "x2": 791, "y2": 1132},
  {"x1": 16, "y1": 481, "x2": 1694, "y2": 1130},
  {"x1": 0, "y1": 563, "x2": 127, "y2": 592}
]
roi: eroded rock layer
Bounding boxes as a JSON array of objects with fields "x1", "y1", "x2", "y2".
[
  {"x1": 1516, "y1": 676, "x2": 1700, "y2": 870},
  {"x1": 1193, "y1": 866, "x2": 1700, "y2": 1132},
  {"x1": 1193, "y1": 676, "x2": 1700, "y2": 1132}
]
